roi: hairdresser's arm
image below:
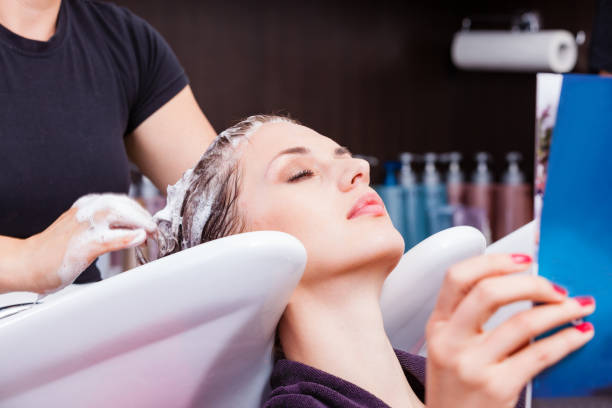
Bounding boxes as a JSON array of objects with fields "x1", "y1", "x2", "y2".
[
  {"x1": 0, "y1": 222, "x2": 78, "y2": 294},
  {"x1": 125, "y1": 86, "x2": 216, "y2": 193},
  {"x1": 0, "y1": 235, "x2": 34, "y2": 293},
  {"x1": 0, "y1": 195, "x2": 156, "y2": 295},
  {"x1": 425, "y1": 254, "x2": 595, "y2": 408}
]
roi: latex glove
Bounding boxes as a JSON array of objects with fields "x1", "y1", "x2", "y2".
[{"x1": 24, "y1": 193, "x2": 157, "y2": 294}]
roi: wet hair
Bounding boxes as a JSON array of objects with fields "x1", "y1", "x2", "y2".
[{"x1": 152, "y1": 114, "x2": 299, "y2": 259}]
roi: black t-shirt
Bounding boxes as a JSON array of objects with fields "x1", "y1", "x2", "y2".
[
  {"x1": 591, "y1": 0, "x2": 612, "y2": 72},
  {"x1": 0, "y1": 0, "x2": 188, "y2": 281}
]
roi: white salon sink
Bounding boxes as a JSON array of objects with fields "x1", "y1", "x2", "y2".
[
  {"x1": 0, "y1": 231, "x2": 305, "y2": 407},
  {"x1": 0, "y1": 225, "x2": 532, "y2": 407}
]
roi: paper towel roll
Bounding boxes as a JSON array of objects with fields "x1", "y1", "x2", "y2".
[{"x1": 451, "y1": 30, "x2": 577, "y2": 73}]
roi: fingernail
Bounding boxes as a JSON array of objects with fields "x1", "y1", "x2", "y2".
[
  {"x1": 551, "y1": 283, "x2": 568, "y2": 296},
  {"x1": 511, "y1": 254, "x2": 532, "y2": 264},
  {"x1": 575, "y1": 322, "x2": 594, "y2": 333},
  {"x1": 574, "y1": 296, "x2": 595, "y2": 307}
]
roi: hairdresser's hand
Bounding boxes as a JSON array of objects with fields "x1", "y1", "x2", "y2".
[
  {"x1": 21, "y1": 194, "x2": 156, "y2": 294},
  {"x1": 425, "y1": 254, "x2": 595, "y2": 408}
]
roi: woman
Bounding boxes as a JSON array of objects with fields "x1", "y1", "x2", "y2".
[{"x1": 153, "y1": 115, "x2": 595, "y2": 407}]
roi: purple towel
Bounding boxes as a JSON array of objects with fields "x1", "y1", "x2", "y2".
[{"x1": 264, "y1": 349, "x2": 525, "y2": 407}]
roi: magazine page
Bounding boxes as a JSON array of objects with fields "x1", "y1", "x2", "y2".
[{"x1": 532, "y1": 73, "x2": 612, "y2": 407}]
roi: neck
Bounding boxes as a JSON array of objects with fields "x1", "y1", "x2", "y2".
[
  {"x1": 278, "y1": 267, "x2": 424, "y2": 408},
  {"x1": 0, "y1": 0, "x2": 61, "y2": 41}
]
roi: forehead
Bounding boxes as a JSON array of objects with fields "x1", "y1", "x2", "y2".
[{"x1": 243, "y1": 122, "x2": 339, "y2": 160}]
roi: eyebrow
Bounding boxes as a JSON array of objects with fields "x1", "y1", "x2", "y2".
[
  {"x1": 271, "y1": 145, "x2": 352, "y2": 161},
  {"x1": 266, "y1": 145, "x2": 352, "y2": 175}
]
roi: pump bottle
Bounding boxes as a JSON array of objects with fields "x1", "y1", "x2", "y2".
[
  {"x1": 375, "y1": 161, "x2": 405, "y2": 239},
  {"x1": 494, "y1": 152, "x2": 533, "y2": 240},
  {"x1": 399, "y1": 153, "x2": 427, "y2": 248},
  {"x1": 465, "y1": 152, "x2": 494, "y2": 242},
  {"x1": 444, "y1": 152, "x2": 465, "y2": 205},
  {"x1": 422, "y1": 153, "x2": 449, "y2": 235}
]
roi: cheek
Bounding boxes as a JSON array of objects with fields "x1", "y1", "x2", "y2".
[
  {"x1": 241, "y1": 189, "x2": 335, "y2": 247},
  {"x1": 240, "y1": 191, "x2": 291, "y2": 231},
  {"x1": 246, "y1": 197, "x2": 321, "y2": 238}
]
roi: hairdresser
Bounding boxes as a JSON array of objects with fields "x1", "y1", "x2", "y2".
[{"x1": 0, "y1": 0, "x2": 216, "y2": 294}]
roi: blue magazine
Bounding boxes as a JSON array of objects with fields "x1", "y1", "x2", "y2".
[{"x1": 532, "y1": 73, "x2": 612, "y2": 407}]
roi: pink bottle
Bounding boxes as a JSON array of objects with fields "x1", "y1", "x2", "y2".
[
  {"x1": 465, "y1": 152, "x2": 494, "y2": 242},
  {"x1": 494, "y1": 152, "x2": 533, "y2": 241},
  {"x1": 445, "y1": 152, "x2": 465, "y2": 206}
]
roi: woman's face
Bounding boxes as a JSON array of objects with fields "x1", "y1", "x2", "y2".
[{"x1": 238, "y1": 122, "x2": 404, "y2": 282}]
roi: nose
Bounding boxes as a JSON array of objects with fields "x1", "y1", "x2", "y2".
[{"x1": 338, "y1": 158, "x2": 370, "y2": 192}]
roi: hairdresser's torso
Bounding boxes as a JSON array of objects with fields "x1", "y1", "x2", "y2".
[
  {"x1": 1, "y1": 0, "x2": 149, "y2": 237},
  {"x1": 0, "y1": 0, "x2": 196, "y2": 281}
]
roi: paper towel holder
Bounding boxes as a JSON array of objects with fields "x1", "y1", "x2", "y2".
[
  {"x1": 452, "y1": 11, "x2": 583, "y2": 73},
  {"x1": 460, "y1": 11, "x2": 585, "y2": 46}
]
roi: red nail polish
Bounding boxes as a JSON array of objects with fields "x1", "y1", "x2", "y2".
[
  {"x1": 575, "y1": 322, "x2": 594, "y2": 333},
  {"x1": 574, "y1": 296, "x2": 595, "y2": 307},
  {"x1": 511, "y1": 254, "x2": 532, "y2": 264},
  {"x1": 552, "y1": 283, "x2": 568, "y2": 296}
]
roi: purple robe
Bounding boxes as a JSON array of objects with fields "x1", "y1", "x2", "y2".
[{"x1": 264, "y1": 349, "x2": 525, "y2": 407}]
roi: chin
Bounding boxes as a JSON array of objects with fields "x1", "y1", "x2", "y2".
[
  {"x1": 370, "y1": 226, "x2": 405, "y2": 268},
  {"x1": 299, "y1": 217, "x2": 406, "y2": 281},
  {"x1": 343, "y1": 221, "x2": 405, "y2": 273}
]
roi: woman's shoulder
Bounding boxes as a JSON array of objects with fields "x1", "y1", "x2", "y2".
[
  {"x1": 264, "y1": 350, "x2": 424, "y2": 408},
  {"x1": 393, "y1": 349, "x2": 427, "y2": 398}
]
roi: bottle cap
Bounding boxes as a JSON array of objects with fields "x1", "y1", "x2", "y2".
[
  {"x1": 383, "y1": 161, "x2": 400, "y2": 186},
  {"x1": 442, "y1": 152, "x2": 464, "y2": 184},
  {"x1": 471, "y1": 152, "x2": 493, "y2": 184},
  {"x1": 502, "y1": 151, "x2": 525, "y2": 184},
  {"x1": 423, "y1": 152, "x2": 440, "y2": 185},
  {"x1": 399, "y1": 153, "x2": 416, "y2": 186}
]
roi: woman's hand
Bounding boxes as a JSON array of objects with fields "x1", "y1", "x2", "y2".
[
  {"x1": 425, "y1": 254, "x2": 595, "y2": 408},
  {"x1": 20, "y1": 194, "x2": 157, "y2": 294}
]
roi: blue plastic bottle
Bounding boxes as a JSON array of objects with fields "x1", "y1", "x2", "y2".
[
  {"x1": 422, "y1": 153, "x2": 449, "y2": 235},
  {"x1": 398, "y1": 153, "x2": 428, "y2": 249},
  {"x1": 375, "y1": 161, "x2": 405, "y2": 238}
]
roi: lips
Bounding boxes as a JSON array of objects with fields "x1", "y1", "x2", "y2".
[{"x1": 347, "y1": 192, "x2": 385, "y2": 220}]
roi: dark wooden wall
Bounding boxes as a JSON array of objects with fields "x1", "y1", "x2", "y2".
[{"x1": 112, "y1": 0, "x2": 596, "y2": 183}]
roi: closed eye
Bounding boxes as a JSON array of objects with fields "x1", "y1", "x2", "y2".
[{"x1": 288, "y1": 169, "x2": 314, "y2": 182}]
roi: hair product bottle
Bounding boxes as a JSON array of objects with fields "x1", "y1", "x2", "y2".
[
  {"x1": 494, "y1": 152, "x2": 533, "y2": 240},
  {"x1": 444, "y1": 152, "x2": 465, "y2": 206},
  {"x1": 375, "y1": 161, "x2": 405, "y2": 239},
  {"x1": 465, "y1": 152, "x2": 494, "y2": 242},
  {"x1": 422, "y1": 153, "x2": 449, "y2": 235},
  {"x1": 399, "y1": 153, "x2": 427, "y2": 249}
]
